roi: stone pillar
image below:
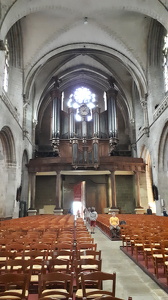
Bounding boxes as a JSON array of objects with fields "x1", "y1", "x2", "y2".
[
  {"x1": 55, "y1": 171, "x2": 62, "y2": 209},
  {"x1": 106, "y1": 87, "x2": 119, "y2": 154},
  {"x1": 32, "y1": 119, "x2": 37, "y2": 158},
  {"x1": 140, "y1": 94, "x2": 149, "y2": 137},
  {"x1": 27, "y1": 172, "x2": 37, "y2": 215},
  {"x1": 108, "y1": 175, "x2": 112, "y2": 208},
  {"x1": 130, "y1": 118, "x2": 137, "y2": 157},
  {"x1": 134, "y1": 171, "x2": 145, "y2": 214},
  {"x1": 110, "y1": 171, "x2": 117, "y2": 209}
]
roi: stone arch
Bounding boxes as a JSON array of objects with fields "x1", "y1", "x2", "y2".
[
  {"x1": 1, "y1": 0, "x2": 167, "y2": 40},
  {"x1": 158, "y1": 120, "x2": 168, "y2": 206},
  {"x1": 0, "y1": 126, "x2": 16, "y2": 218},
  {"x1": 0, "y1": 126, "x2": 16, "y2": 165}
]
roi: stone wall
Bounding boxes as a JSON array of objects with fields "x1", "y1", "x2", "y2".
[{"x1": 116, "y1": 175, "x2": 135, "y2": 214}]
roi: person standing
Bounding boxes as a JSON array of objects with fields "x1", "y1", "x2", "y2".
[
  {"x1": 109, "y1": 212, "x2": 120, "y2": 238},
  {"x1": 89, "y1": 207, "x2": 98, "y2": 234},
  {"x1": 163, "y1": 208, "x2": 168, "y2": 216},
  {"x1": 147, "y1": 206, "x2": 152, "y2": 215}
]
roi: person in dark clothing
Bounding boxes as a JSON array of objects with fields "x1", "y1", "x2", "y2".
[
  {"x1": 163, "y1": 208, "x2": 168, "y2": 216},
  {"x1": 147, "y1": 206, "x2": 152, "y2": 215}
]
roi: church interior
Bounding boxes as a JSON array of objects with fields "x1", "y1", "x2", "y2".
[
  {"x1": 0, "y1": 0, "x2": 168, "y2": 218},
  {"x1": 0, "y1": 0, "x2": 168, "y2": 299}
]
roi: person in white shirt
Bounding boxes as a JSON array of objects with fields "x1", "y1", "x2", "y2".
[{"x1": 89, "y1": 207, "x2": 98, "y2": 234}]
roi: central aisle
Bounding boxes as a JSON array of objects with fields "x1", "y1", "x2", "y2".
[{"x1": 93, "y1": 228, "x2": 168, "y2": 300}]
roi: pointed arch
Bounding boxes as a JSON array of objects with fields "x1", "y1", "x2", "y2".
[
  {"x1": 0, "y1": 126, "x2": 16, "y2": 165},
  {"x1": 158, "y1": 120, "x2": 168, "y2": 171}
]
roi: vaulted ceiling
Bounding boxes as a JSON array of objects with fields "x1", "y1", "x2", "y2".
[{"x1": 0, "y1": 0, "x2": 168, "y2": 122}]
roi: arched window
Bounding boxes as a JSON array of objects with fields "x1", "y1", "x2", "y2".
[
  {"x1": 3, "y1": 39, "x2": 9, "y2": 93},
  {"x1": 163, "y1": 33, "x2": 168, "y2": 92}
]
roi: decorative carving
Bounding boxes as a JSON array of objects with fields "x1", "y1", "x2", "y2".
[
  {"x1": 51, "y1": 138, "x2": 60, "y2": 156},
  {"x1": 1, "y1": 92, "x2": 19, "y2": 123},
  {"x1": 109, "y1": 137, "x2": 119, "y2": 155},
  {"x1": 153, "y1": 94, "x2": 168, "y2": 121}
]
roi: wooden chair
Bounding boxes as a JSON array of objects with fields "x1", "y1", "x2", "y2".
[
  {"x1": 76, "y1": 238, "x2": 94, "y2": 244},
  {"x1": 29, "y1": 260, "x2": 47, "y2": 293},
  {"x1": 76, "y1": 250, "x2": 101, "y2": 260},
  {"x1": 76, "y1": 243, "x2": 97, "y2": 253},
  {"x1": 46, "y1": 258, "x2": 70, "y2": 273},
  {"x1": 56, "y1": 242, "x2": 74, "y2": 252},
  {"x1": 57, "y1": 238, "x2": 74, "y2": 244},
  {"x1": 4, "y1": 258, "x2": 26, "y2": 274},
  {"x1": 39, "y1": 298, "x2": 62, "y2": 300},
  {"x1": 81, "y1": 271, "x2": 116, "y2": 299},
  {"x1": 75, "y1": 259, "x2": 102, "y2": 299},
  {"x1": 0, "y1": 250, "x2": 15, "y2": 273},
  {"x1": 30, "y1": 242, "x2": 50, "y2": 253},
  {"x1": 38, "y1": 271, "x2": 74, "y2": 299},
  {"x1": 52, "y1": 249, "x2": 74, "y2": 262},
  {"x1": 161, "y1": 240, "x2": 168, "y2": 284},
  {"x1": 89, "y1": 296, "x2": 132, "y2": 300},
  {"x1": 75, "y1": 258, "x2": 102, "y2": 274},
  {"x1": 0, "y1": 273, "x2": 30, "y2": 300},
  {"x1": 150, "y1": 241, "x2": 163, "y2": 278},
  {"x1": 23, "y1": 249, "x2": 48, "y2": 261}
]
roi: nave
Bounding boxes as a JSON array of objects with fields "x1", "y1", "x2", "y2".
[
  {"x1": 0, "y1": 215, "x2": 168, "y2": 300},
  {"x1": 92, "y1": 229, "x2": 168, "y2": 300}
]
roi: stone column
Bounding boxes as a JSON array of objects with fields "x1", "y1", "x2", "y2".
[
  {"x1": 140, "y1": 94, "x2": 149, "y2": 137},
  {"x1": 110, "y1": 171, "x2": 117, "y2": 208},
  {"x1": 32, "y1": 119, "x2": 37, "y2": 158},
  {"x1": 134, "y1": 171, "x2": 145, "y2": 214},
  {"x1": 27, "y1": 172, "x2": 37, "y2": 215},
  {"x1": 108, "y1": 175, "x2": 112, "y2": 208},
  {"x1": 135, "y1": 171, "x2": 141, "y2": 208},
  {"x1": 130, "y1": 118, "x2": 137, "y2": 157},
  {"x1": 55, "y1": 171, "x2": 62, "y2": 209}
]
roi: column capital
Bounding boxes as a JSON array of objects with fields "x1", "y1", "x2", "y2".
[
  {"x1": 140, "y1": 93, "x2": 148, "y2": 108},
  {"x1": 50, "y1": 88, "x2": 61, "y2": 99},
  {"x1": 106, "y1": 87, "x2": 118, "y2": 98}
]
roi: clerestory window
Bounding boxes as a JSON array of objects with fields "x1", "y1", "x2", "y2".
[
  {"x1": 3, "y1": 39, "x2": 10, "y2": 93},
  {"x1": 163, "y1": 33, "x2": 168, "y2": 93}
]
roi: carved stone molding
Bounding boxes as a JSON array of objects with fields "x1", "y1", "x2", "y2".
[
  {"x1": 1, "y1": 92, "x2": 20, "y2": 123},
  {"x1": 153, "y1": 94, "x2": 168, "y2": 121}
]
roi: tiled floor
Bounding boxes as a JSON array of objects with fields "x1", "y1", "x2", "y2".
[{"x1": 93, "y1": 228, "x2": 168, "y2": 300}]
